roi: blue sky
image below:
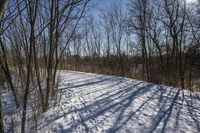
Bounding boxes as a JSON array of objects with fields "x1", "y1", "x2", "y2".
[{"x1": 90, "y1": 0, "x2": 128, "y2": 20}]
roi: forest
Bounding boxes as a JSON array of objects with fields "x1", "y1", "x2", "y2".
[
  {"x1": 0, "y1": 0, "x2": 200, "y2": 132},
  {"x1": 63, "y1": 0, "x2": 200, "y2": 90}
]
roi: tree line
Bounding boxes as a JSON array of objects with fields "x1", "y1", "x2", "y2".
[
  {"x1": 0, "y1": 0, "x2": 200, "y2": 132},
  {"x1": 63, "y1": 0, "x2": 200, "y2": 91}
]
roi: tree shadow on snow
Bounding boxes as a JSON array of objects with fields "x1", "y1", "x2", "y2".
[
  {"x1": 62, "y1": 81, "x2": 157, "y2": 132},
  {"x1": 39, "y1": 73, "x2": 200, "y2": 133}
]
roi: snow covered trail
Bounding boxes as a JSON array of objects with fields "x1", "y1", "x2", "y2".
[{"x1": 39, "y1": 71, "x2": 200, "y2": 133}]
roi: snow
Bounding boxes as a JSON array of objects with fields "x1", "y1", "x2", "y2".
[
  {"x1": 36, "y1": 71, "x2": 200, "y2": 133},
  {"x1": 3, "y1": 70, "x2": 200, "y2": 133}
]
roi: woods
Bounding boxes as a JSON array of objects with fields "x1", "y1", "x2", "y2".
[
  {"x1": 0, "y1": 0, "x2": 90, "y2": 132},
  {"x1": 65, "y1": 0, "x2": 200, "y2": 91},
  {"x1": 0, "y1": 0, "x2": 199, "y2": 132}
]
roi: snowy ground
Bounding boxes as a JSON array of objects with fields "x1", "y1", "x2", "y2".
[
  {"x1": 36, "y1": 70, "x2": 200, "y2": 133},
  {"x1": 3, "y1": 70, "x2": 200, "y2": 133}
]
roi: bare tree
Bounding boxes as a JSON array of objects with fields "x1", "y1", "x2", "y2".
[
  {"x1": 0, "y1": 0, "x2": 8, "y2": 20},
  {"x1": 0, "y1": 0, "x2": 9, "y2": 132},
  {"x1": 105, "y1": 2, "x2": 126, "y2": 76},
  {"x1": 161, "y1": 0, "x2": 188, "y2": 88},
  {"x1": 128, "y1": 0, "x2": 150, "y2": 80}
]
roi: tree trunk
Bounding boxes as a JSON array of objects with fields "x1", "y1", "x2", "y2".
[
  {"x1": 0, "y1": 91, "x2": 4, "y2": 133},
  {"x1": 0, "y1": 0, "x2": 8, "y2": 21}
]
